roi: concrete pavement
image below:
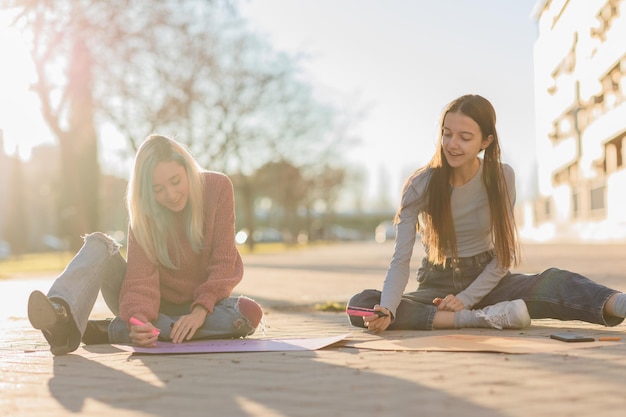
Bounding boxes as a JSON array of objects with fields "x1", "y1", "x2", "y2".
[{"x1": 1, "y1": 241, "x2": 626, "y2": 417}]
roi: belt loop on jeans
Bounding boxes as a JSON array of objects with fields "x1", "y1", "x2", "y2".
[
  {"x1": 451, "y1": 257, "x2": 459, "y2": 268},
  {"x1": 432, "y1": 249, "x2": 494, "y2": 270}
]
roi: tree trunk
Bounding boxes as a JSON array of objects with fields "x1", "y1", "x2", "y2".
[{"x1": 58, "y1": 36, "x2": 100, "y2": 251}]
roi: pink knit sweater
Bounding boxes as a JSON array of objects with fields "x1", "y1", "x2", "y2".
[{"x1": 119, "y1": 171, "x2": 244, "y2": 324}]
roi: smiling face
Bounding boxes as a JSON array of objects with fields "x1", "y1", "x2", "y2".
[
  {"x1": 151, "y1": 161, "x2": 189, "y2": 212},
  {"x1": 442, "y1": 111, "x2": 492, "y2": 172}
]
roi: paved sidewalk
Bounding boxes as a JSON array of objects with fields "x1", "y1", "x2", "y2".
[{"x1": 1, "y1": 241, "x2": 626, "y2": 417}]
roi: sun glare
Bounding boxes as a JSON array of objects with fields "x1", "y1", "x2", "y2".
[{"x1": 0, "y1": 15, "x2": 53, "y2": 160}]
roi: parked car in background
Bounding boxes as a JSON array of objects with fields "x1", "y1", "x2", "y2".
[
  {"x1": 235, "y1": 228, "x2": 284, "y2": 245},
  {"x1": 0, "y1": 241, "x2": 11, "y2": 260},
  {"x1": 375, "y1": 221, "x2": 395, "y2": 243},
  {"x1": 328, "y1": 225, "x2": 363, "y2": 241}
]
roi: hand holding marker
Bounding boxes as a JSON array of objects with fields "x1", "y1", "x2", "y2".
[
  {"x1": 346, "y1": 306, "x2": 389, "y2": 318},
  {"x1": 129, "y1": 317, "x2": 160, "y2": 336}
]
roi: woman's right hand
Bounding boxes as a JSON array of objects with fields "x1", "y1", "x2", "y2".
[
  {"x1": 363, "y1": 304, "x2": 392, "y2": 333},
  {"x1": 129, "y1": 322, "x2": 159, "y2": 347},
  {"x1": 433, "y1": 294, "x2": 465, "y2": 312}
]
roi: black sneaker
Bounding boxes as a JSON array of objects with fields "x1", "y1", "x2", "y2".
[
  {"x1": 28, "y1": 290, "x2": 80, "y2": 355},
  {"x1": 82, "y1": 319, "x2": 112, "y2": 345}
]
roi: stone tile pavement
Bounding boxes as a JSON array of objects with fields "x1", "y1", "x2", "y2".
[{"x1": 1, "y1": 241, "x2": 626, "y2": 417}]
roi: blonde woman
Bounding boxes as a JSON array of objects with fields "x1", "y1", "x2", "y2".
[
  {"x1": 348, "y1": 94, "x2": 626, "y2": 332},
  {"x1": 28, "y1": 135, "x2": 263, "y2": 355}
]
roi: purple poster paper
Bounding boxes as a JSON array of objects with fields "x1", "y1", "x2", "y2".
[{"x1": 112, "y1": 333, "x2": 350, "y2": 354}]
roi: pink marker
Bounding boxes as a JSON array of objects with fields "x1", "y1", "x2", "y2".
[{"x1": 129, "y1": 317, "x2": 160, "y2": 336}]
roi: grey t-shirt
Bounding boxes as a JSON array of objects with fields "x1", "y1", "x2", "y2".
[{"x1": 380, "y1": 160, "x2": 515, "y2": 315}]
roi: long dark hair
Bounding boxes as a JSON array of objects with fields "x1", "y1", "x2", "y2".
[{"x1": 399, "y1": 94, "x2": 519, "y2": 268}]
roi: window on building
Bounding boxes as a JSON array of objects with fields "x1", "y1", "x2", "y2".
[
  {"x1": 548, "y1": 36, "x2": 577, "y2": 96},
  {"x1": 575, "y1": 103, "x2": 590, "y2": 132},
  {"x1": 620, "y1": 56, "x2": 626, "y2": 101},
  {"x1": 553, "y1": 167, "x2": 568, "y2": 185},
  {"x1": 604, "y1": 133, "x2": 625, "y2": 172},
  {"x1": 590, "y1": 185, "x2": 606, "y2": 211},
  {"x1": 601, "y1": 62, "x2": 623, "y2": 110},
  {"x1": 591, "y1": 0, "x2": 621, "y2": 41},
  {"x1": 550, "y1": 110, "x2": 578, "y2": 143},
  {"x1": 553, "y1": 163, "x2": 578, "y2": 185},
  {"x1": 569, "y1": 163, "x2": 579, "y2": 181}
]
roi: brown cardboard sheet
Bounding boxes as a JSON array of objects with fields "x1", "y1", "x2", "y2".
[{"x1": 344, "y1": 333, "x2": 619, "y2": 354}]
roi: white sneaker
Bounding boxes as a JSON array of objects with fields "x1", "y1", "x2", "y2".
[{"x1": 475, "y1": 299, "x2": 531, "y2": 330}]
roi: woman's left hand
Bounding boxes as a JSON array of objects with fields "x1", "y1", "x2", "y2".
[
  {"x1": 170, "y1": 305, "x2": 209, "y2": 343},
  {"x1": 433, "y1": 294, "x2": 465, "y2": 312}
]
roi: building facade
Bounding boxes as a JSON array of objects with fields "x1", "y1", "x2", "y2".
[
  {"x1": 0, "y1": 130, "x2": 9, "y2": 242},
  {"x1": 0, "y1": 134, "x2": 128, "y2": 253},
  {"x1": 531, "y1": 0, "x2": 626, "y2": 242}
]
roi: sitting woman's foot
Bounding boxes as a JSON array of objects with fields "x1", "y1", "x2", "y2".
[
  {"x1": 81, "y1": 319, "x2": 112, "y2": 345},
  {"x1": 237, "y1": 297, "x2": 263, "y2": 328},
  {"x1": 27, "y1": 290, "x2": 80, "y2": 355}
]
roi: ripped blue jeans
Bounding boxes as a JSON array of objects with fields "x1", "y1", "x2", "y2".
[{"x1": 46, "y1": 232, "x2": 258, "y2": 345}]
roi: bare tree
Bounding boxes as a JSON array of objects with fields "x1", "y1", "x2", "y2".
[
  {"x1": 3, "y1": 1, "x2": 103, "y2": 249},
  {"x1": 3, "y1": 0, "x2": 351, "y2": 251},
  {"x1": 2, "y1": 0, "x2": 228, "y2": 249}
]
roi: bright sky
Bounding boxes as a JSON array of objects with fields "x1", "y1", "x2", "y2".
[
  {"x1": 0, "y1": 12, "x2": 130, "y2": 175},
  {"x1": 0, "y1": 0, "x2": 540, "y2": 206},
  {"x1": 0, "y1": 13, "x2": 53, "y2": 159},
  {"x1": 239, "y1": 0, "x2": 540, "y2": 204}
]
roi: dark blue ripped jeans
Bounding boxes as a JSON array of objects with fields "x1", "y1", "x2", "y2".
[{"x1": 348, "y1": 257, "x2": 622, "y2": 330}]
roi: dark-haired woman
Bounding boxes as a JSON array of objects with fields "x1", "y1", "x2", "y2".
[{"x1": 348, "y1": 94, "x2": 626, "y2": 333}]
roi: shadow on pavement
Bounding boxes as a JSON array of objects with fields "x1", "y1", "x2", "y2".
[{"x1": 48, "y1": 347, "x2": 511, "y2": 417}]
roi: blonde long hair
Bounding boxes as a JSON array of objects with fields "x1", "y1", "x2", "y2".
[
  {"x1": 127, "y1": 135, "x2": 205, "y2": 269},
  {"x1": 399, "y1": 95, "x2": 519, "y2": 269}
]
